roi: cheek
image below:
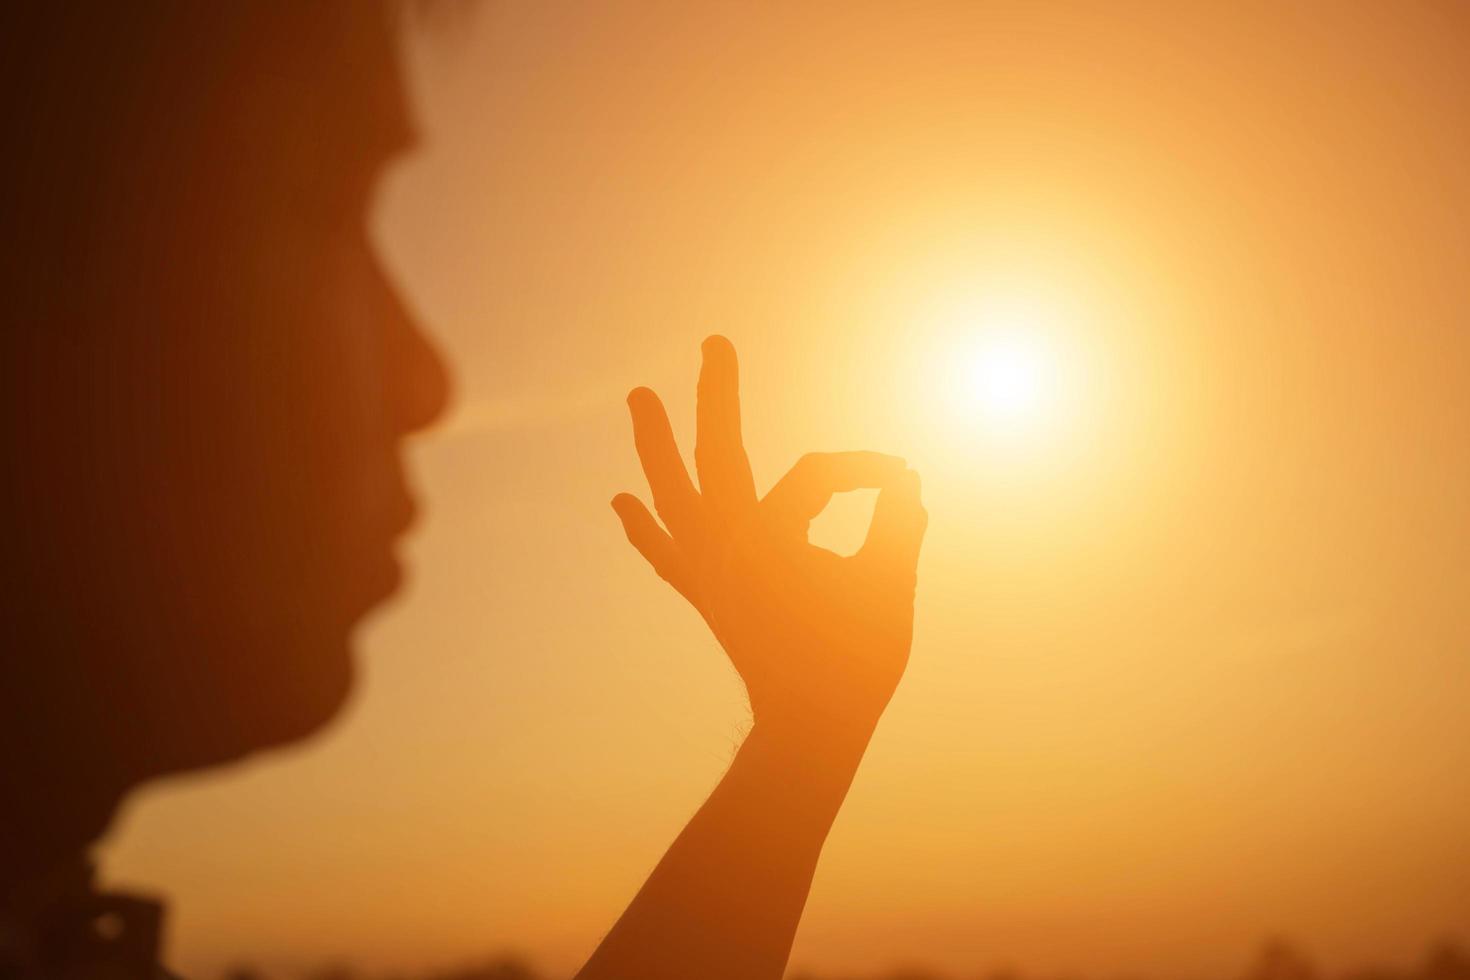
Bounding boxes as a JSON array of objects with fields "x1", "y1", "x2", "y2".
[
  {"x1": 141, "y1": 229, "x2": 398, "y2": 615},
  {"x1": 271, "y1": 229, "x2": 394, "y2": 455},
  {"x1": 320, "y1": 235, "x2": 394, "y2": 454},
  {"x1": 310, "y1": 236, "x2": 405, "y2": 544}
]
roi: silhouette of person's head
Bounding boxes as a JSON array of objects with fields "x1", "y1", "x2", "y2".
[{"x1": 1, "y1": 3, "x2": 450, "y2": 882}]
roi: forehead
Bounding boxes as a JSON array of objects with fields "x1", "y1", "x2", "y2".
[{"x1": 218, "y1": 3, "x2": 415, "y2": 161}]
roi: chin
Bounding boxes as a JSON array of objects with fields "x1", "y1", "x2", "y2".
[
  {"x1": 234, "y1": 564, "x2": 389, "y2": 755},
  {"x1": 136, "y1": 550, "x2": 397, "y2": 780},
  {"x1": 246, "y1": 632, "x2": 360, "y2": 758},
  {"x1": 257, "y1": 643, "x2": 358, "y2": 752},
  {"x1": 148, "y1": 628, "x2": 360, "y2": 779}
]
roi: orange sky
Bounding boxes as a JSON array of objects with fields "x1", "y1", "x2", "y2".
[{"x1": 106, "y1": 3, "x2": 1470, "y2": 977}]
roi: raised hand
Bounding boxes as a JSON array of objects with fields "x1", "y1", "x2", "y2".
[
  {"x1": 612, "y1": 335, "x2": 927, "y2": 738},
  {"x1": 581, "y1": 336, "x2": 928, "y2": 980}
]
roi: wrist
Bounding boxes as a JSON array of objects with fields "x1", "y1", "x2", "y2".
[
  {"x1": 745, "y1": 709, "x2": 879, "y2": 771},
  {"x1": 729, "y1": 717, "x2": 875, "y2": 822},
  {"x1": 750, "y1": 684, "x2": 891, "y2": 746}
]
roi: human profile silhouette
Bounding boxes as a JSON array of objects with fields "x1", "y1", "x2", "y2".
[{"x1": 0, "y1": 5, "x2": 926, "y2": 980}]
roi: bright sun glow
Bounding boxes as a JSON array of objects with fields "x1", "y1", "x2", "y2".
[
  {"x1": 933, "y1": 293, "x2": 1069, "y2": 442},
  {"x1": 962, "y1": 334, "x2": 1050, "y2": 425}
]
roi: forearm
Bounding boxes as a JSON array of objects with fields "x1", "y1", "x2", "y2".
[
  {"x1": 598, "y1": 336, "x2": 925, "y2": 978},
  {"x1": 574, "y1": 715, "x2": 878, "y2": 980}
]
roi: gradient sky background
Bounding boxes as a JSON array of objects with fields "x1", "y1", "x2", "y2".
[{"x1": 105, "y1": 2, "x2": 1470, "y2": 977}]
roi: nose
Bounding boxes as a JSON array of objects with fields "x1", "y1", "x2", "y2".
[{"x1": 376, "y1": 258, "x2": 452, "y2": 435}]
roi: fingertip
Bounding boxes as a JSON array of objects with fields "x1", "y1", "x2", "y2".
[
  {"x1": 907, "y1": 471, "x2": 930, "y2": 531},
  {"x1": 879, "y1": 453, "x2": 908, "y2": 474},
  {"x1": 890, "y1": 469, "x2": 927, "y2": 530},
  {"x1": 627, "y1": 386, "x2": 655, "y2": 410},
  {"x1": 610, "y1": 492, "x2": 638, "y2": 514},
  {"x1": 701, "y1": 334, "x2": 735, "y2": 360}
]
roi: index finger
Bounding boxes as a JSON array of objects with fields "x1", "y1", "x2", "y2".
[
  {"x1": 627, "y1": 386, "x2": 700, "y2": 542},
  {"x1": 761, "y1": 451, "x2": 907, "y2": 536}
]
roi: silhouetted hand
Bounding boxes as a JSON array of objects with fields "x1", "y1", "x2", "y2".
[
  {"x1": 612, "y1": 335, "x2": 927, "y2": 738},
  {"x1": 584, "y1": 336, "x2": 927, "y2": 979}
]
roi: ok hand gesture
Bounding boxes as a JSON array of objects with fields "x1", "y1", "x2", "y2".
[{"x1": 612, "y1": 336, "x2": 927, "y2": 738}]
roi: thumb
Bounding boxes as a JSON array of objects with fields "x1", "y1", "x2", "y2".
[{"x1": 858, "y1": 468, "x2": 927, "y2": 582}]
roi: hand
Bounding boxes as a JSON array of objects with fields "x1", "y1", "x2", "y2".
[{"x1": 612, "y1": 336, "x2": 927, "y2": 739}]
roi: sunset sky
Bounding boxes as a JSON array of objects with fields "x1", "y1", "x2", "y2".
[{"x1": 106, "y1": 3, "x2": 1470, "y2": 977}]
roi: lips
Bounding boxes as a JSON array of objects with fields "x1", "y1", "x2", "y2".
[
  {"x1": 337, "y1": 492, "x2": 417, "y2": 619},
  {"x1": 348, "y1": 538, "x2": 404, "y2": 618}
]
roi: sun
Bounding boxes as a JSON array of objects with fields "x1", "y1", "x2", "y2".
[
  {"x1": 963, "y1": 334, "x2": 1050, "y2": 425},
  {"x1": 939, "y1": 302, "x2": 1065, "y2": 440},
  {"x1": 910, "y1": 281, "x2": 1091, "y2": 461}
]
